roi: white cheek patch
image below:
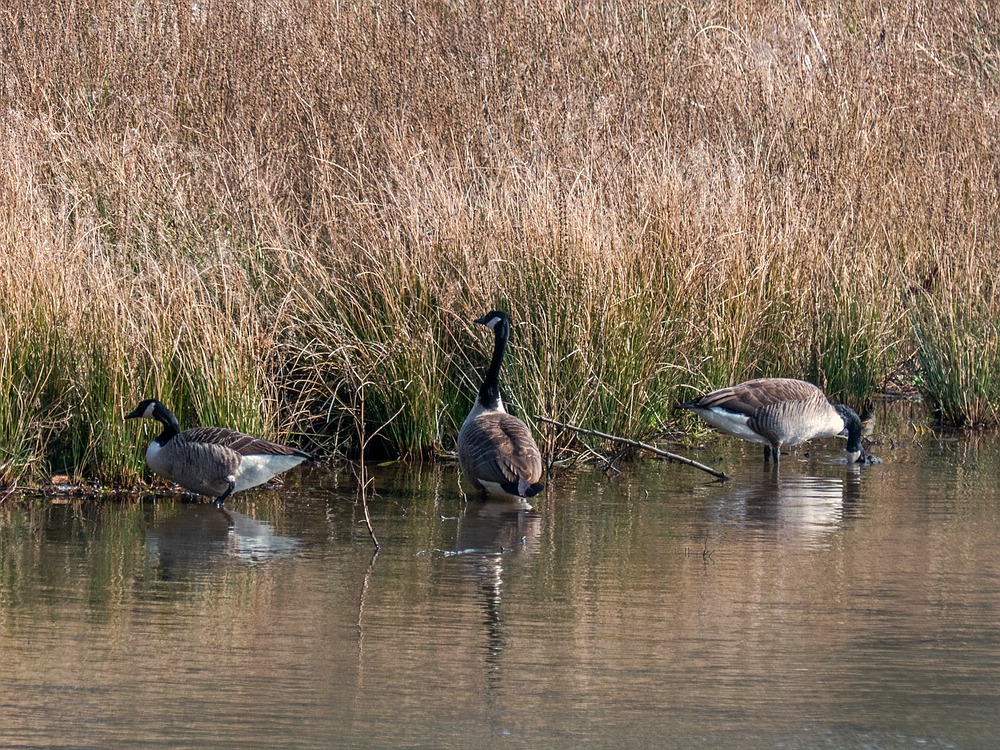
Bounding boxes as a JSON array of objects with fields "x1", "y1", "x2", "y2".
[{"x1": 143, "y1": 402, "x2": 157, "y2": 419}]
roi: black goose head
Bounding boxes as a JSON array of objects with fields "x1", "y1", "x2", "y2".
[
  {"x1": 473, "y1": 311, "x2": 512, "y2": 410},
  {"x1": 834, "y1": 403, "x2": 866, "y2": 463},
  {"x1": 125, "y1": 398, "x2": 181, "y2": 443},
  {"x1": 475, "y1": 310, "x2": 511, "y2": 336}
]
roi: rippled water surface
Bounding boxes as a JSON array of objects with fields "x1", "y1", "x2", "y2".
[{"x1": 3, "y1": 429, "x2": 1000, "y2": 748}]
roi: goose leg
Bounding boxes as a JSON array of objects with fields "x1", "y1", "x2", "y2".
[
  {"x1": 213, "y1": 480, "x2": 236, "y2": 508},
  {"x1": 764, "y1": 446, "x2": 773, "y2": 462}
]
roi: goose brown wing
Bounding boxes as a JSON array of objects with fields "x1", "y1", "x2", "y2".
[
  {"x1": 695, "y1": 378, "x2": 823, "y2": 415},
  {"x1": 181, "y1": 427, "x2": 310, "y2": 458},
  {"x1": 462, "y1": 413, "x2": 543, "y2": 487}
]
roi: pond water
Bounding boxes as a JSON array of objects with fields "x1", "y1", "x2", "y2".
[{"x1": 2, "y1": 424, "x2": 1000, "y2": 748}]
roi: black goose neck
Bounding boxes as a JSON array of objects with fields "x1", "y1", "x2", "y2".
[
  {"x1": 834, "y1": 403, "x2": 863, "y2": 453},
  {"x1": 478, "y1": 318, "x2": 509, "y2": 409},
  {"x1": 153, "y1": 404, "x2": 181, "y2": 445}
]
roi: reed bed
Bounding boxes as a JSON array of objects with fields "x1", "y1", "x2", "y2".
[{"x1": 1, "y1": 0, "x2": 998, "y2": 483}]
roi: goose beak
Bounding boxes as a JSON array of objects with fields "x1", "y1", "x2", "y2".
[
  {"x1": 124, "y1": 407, "x2": 143, "y2": 420},
  {"x1": 473, "y1": 315, "x2": 489, "y2": 326}
]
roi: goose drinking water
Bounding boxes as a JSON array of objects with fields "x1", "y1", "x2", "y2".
[{"x1": 680, "y1": 378, "x2": 866, "y2": 465}]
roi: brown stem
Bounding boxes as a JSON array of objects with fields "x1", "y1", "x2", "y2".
[{"x1": 534, "y1": 416, "x2": 729, "y2": 481}]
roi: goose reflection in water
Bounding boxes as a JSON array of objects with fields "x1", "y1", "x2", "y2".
[
  {"x1": 452, "y1": 500, "x2": 541, "y2": 699},
  {"x1": 146, "y1": 503, "x2": 301, "y2": 579},
  {"x1": 718, "y1": 465, "x2": 863, "y2": 544}
]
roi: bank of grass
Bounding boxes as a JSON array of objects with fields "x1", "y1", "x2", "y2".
[
  {"x1": 911, "y1": 260, "x2": 1000, "y2": 426},
  {"x1": 1, "y1": 1, "x2": 999, "y2": 483}
]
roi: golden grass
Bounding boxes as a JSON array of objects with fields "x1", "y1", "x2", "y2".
[{"x1": 1, "y1": 1, "x2": 999, "y2": 481}]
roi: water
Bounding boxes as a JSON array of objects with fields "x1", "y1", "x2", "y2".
[{"x1": 2, "y1": 430, "x2": 1000, "y2": 748}]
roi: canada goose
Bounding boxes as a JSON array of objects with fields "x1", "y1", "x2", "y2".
[
  {"x1": 680, "y1": 378, "x2": 866, "y2": 464},
  {"x1": 125, "y1": 399, "x2": 310, "y2": 507},
  {"x1": 457, "y1": 311, "x2": 544, "y2": 501}
]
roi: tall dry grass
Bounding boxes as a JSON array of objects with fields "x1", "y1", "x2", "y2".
[{"x1": 1, "y1": 0, "x2": 999, "y2": 482}]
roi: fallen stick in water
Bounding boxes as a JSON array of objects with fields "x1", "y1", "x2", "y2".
[{"x1": 535, "y1": 416, "x2": 729, "y2": 481}]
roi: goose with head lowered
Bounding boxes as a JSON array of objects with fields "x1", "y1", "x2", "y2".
[
  {"x1": 680, "y1": 378, "x2": 866, "y2": 465},
  {"x1": 457, "y1": 311, "x2": 544, "y2": 502},
  {"x1": 125, "y1": 399, "x2": 310, "y2": 507}
]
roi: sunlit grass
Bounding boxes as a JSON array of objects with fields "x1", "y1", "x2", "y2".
[
  {"x1": 911, "y1": 285, "x2": 1000, "y2": 427},
  {"x1": 1, "y1": 0, "x2": 998, "y2": 483}
]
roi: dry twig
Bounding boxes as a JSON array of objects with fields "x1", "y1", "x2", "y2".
[{"x1": 535, "y1": 416, "x2": 729, "y2": 481}]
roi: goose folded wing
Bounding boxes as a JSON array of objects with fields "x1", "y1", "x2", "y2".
[
  {"x1": 465, "y1": 416, "x2": 543, "y2": 486},
  {"x1": 699, "y1": 378, "x2": 821, "y2": 414},
  {"x1": 183, "y1": 427, "x2": 309, "y2": 458}
]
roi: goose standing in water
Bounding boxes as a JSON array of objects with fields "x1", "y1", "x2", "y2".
[
  {"x1": 457, "y1": 311, "x2": 544, "y2": 501},
  {"x1": 125, "y1": 399, "x2": 310, "y2": 507},
  {"x1": 680, "y1": 378, "x2": 866, "y2": 464}
]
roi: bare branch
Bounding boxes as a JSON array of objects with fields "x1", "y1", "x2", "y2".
[{"x1": 535, "y1": 416, "x2": 729, "y2": 481}]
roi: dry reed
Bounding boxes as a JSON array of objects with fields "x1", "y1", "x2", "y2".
[{"x1": 1, "y1": 0, "x2": 998, "y2": 482}]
